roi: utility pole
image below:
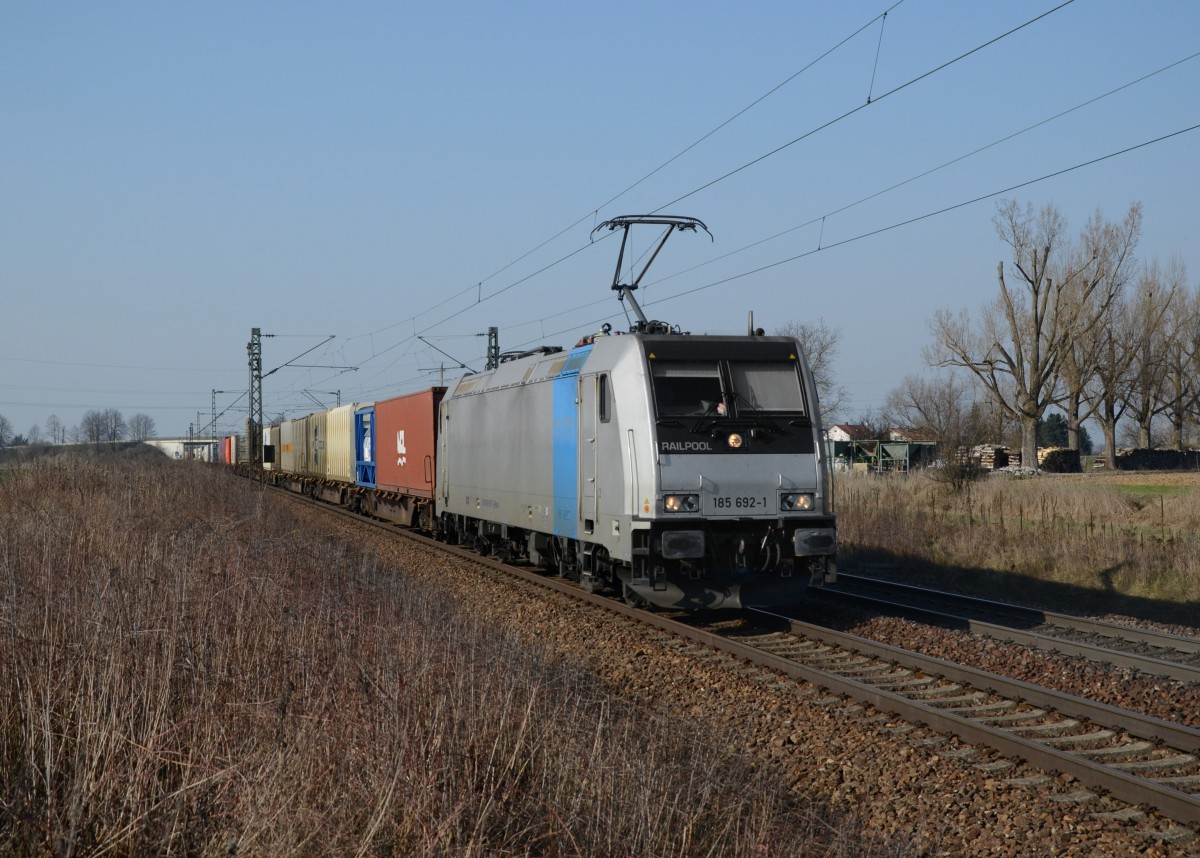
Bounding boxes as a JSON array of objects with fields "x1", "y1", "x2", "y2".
[
  {"x1": 248, "y1": 327, "x2": 264, "y2": 470},
  {"x1": 212, "y1": 389, "x2": 233, "y2": 462},
  {"x1": 486, "y1": 326, "x2": 500, "y2": 370}
]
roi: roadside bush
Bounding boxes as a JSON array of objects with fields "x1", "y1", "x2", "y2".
[
  {"x1": 836, "y1": 469, "x2": 1200, "y2": 615},
  {"x1": 0, "y1": 456, "x2": 865, "y2": 856}
]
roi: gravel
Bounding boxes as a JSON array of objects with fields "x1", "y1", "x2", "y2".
[{"x1": 300, "y1": 504, "x2": 1200, "y2": 856}]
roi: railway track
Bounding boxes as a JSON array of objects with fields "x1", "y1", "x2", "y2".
[
  {"x1": 815, "y1": 573, "x2": 1200, "y2": 685},
  {"x1": 722, "y1": 611, "x2": 1200, "y2": 826},
  {"x1": 272, "y1": 484, "x2": 1200, "y2": 832}
]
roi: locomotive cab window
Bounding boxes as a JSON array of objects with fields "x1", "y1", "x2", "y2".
[
  {"x1": 599, "y1": 373, "x2": 611, "y2": 423},
  {"x1": 728, "y1": 361, "x2": 807, "y2": 415},
  {"x1": 651, "y1": 362, "x2": 723, "y2": 417}
]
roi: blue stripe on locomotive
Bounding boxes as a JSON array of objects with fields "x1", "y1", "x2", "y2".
[{"x1": 551, "y1": 345, "x2": 592, "y2": 538}]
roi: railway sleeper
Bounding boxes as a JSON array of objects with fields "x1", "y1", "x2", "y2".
[
  {"x1": 1043, "y1": 729, "x2": 1118, "y2": 748},
  {"x1": 1110, "y1": 753, "x2": 1196, "y2": 771},
  {"x1": 1078, "y1": 741, "x2": 1155, "y2": 758}
]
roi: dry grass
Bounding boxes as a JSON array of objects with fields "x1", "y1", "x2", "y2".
[
  {"x1": 836, "y1": 469, "x2": 1200, "y2": 620},
  {"x1": 1, "y1": 456, "x2": 879, "y2": 857}
]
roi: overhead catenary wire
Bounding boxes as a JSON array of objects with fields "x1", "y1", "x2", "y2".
[
  {"x1": 295, "y1": 119, "x2": 1200, "y2": 406},
  {"x1": 346, "y1": 1, "x2": 907, "y2": 347},
  {"x1": 638, "y1": 50, "x2": 1200, "y2": 291},
  {"x1": 650, "y1": 0, "x2": 1077, "y2": 213},
  {"x1": 496, "y1": 121, "x2": 1200, "y2": 355},
  {"x1": 866, "y1": 8, "x2": 890, "y2": 104},
  {"x1": 336, "y1": 0, "x2": 1113, "y2": 393},
  {"x1": 640, "y1": 123, "x2": 1200, "y2": 314},
  {"x1": 355, "y1": 40, "x2": 1197, "y2": 383},
  {"x1": 350, "y1": 0, "x2": 1077, "y2": 380},
  {"x1": 269, "y1": 0, "x2": 1180, "y2": 413}
]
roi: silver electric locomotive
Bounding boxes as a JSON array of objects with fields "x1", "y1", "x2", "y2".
[{"x1": 436, "y1": 217, "x2": 836, "y2": 609}]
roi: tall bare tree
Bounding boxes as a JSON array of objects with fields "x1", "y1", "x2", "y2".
[
  {"x1": 1052, "y1": 206, "x2": 1143, "y2": 450},
  {"x1": 1121, "y1": 260, "x2": 1177, "y2": 448},
  {"x1": 929, "y1": 200, "x2": 1139, "y2": 468},
  {"x1": 80, "y1": 410, "x2": 106, "y2": 444},
  {"x1": 101, "y1": 409, "x2": 127, "y2": 443},
  {"x1": 45, "y1": 414, "x2": 63, "y2": 445},
  {"x1": 774, "y1": 318, "x2": 847, "y2": 421},
  {"x1": 1083, "y1": 290, "x2": 1138, "y2": 465},
  {"x1": 1151, "y1": 259, "x2": 1197, "y2": 450},
  {"x1": 0, "y1": 413, "x2": 12, "y2": 447},
  {"x1": 128, "y1": 413, "x2": 156, "y2": 441}
]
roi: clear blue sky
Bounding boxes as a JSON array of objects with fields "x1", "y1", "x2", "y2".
[{"x1": 3, "y1": 0, "x2": 1197, "y2": 439}]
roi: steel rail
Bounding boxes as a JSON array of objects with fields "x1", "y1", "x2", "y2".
[
  {"x1": 819, "y1": 578, "x2": 1200, "y2": 685},
  {"x1": 837, "y1": 573, "x2": 1200, "y2": 654}
]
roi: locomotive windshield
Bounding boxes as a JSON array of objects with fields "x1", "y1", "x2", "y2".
[
  {"x1": 651, "y1": 362, "x2": 723, "y2": 417},
  {"x1": 651, "y1": 359, "x2": 807, "y2": 418},
  {"x1": 728, "y1": 361, "x2": 806, "y2": 414}
]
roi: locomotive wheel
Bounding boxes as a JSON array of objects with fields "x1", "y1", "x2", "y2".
[{"x1": 621, "y1": 582, "x2": 648, "y2": 608}]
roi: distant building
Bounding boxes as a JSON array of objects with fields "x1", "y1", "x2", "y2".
[
  {"x1": 826, "y1": 425, "x2": 938, "y2": 472},
  {"x1": 143, "y1": 438, "x2": 217, "y2": 462},
  {"x1": 825, "y1": 424, "x2": 875, "y2": 443},
  {"x1": 885, "y1": 427, "x2": 936, "y2": 443}
]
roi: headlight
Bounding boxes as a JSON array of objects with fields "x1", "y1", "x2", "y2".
[
  {"x1": 780, "y1": 492, "x2": 815, "y2": 511},
  {"x1": 727, "y1": 432, "x2": 744, "y2": 449},
  {"x1": 664, "y1": 494, "x2": 699, "y2": 513}
]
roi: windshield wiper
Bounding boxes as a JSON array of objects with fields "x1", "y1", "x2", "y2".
[
  {"x1": 727, "y1": 389, "x2": 785, "y2": 436},
  {"x1": 689, "y1": 399, "x2": 725, "y2": 434}
]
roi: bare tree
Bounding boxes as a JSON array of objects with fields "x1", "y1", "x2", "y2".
[
  {"x1": 80, "y1": 410, "x2": 106, "y2": 444},
  {"x1": 1052, "y1": 206, "x2": 1143, "y2": 450},
  {"x1": 774, "y1": 318, "x2": 847, "y2": 421},
  {"x1": 1120, "y1": 260, "x2": 1177, "y2": 448},
  {"x1": 883, "y1": 372, "x2": 1005, "y2": 487},
  {"x1": 0, "y1": 413, "x2": 12, "y2": 446},
  {"x1": 28, "y1": 424, "x2": 42, "y2": 444},
  {"x1": 884, "y1": 372, "x2": 975, "y2": 447},
  {"x1": 929, "y1": 200, "x2": 1139, "y2": 468},
  {"x1": 45, "y1": 414, "x2": 63, "y2": 445},
  {"x1": 128, "y1": 413, "x2": 156, "y2": 441},
  {"x1": 1082, "y1": 288, "x2": 1139, "y2": 465},
  {"x1": 101, "y1": 409, "x2": 126, "y2": 443},
  {"x1": 1151, "y1": 259, "x2": 1197, "y2": 450}
]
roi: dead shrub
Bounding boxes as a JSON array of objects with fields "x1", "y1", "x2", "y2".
[{"x1": 1, "y1": 457, "x2": 879, "y2": 856}]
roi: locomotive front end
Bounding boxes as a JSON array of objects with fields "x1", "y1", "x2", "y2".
[{"x1": 624, "y1": 335, "x2": 836, "y2": 609}]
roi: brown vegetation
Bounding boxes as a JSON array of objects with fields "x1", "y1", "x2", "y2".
[
  {"x1": 1, "y1": 457, "x2": 851, "y2": 856},
  {"x1": 837, "y1": 470, "x2": 1200, "y2": 621}
]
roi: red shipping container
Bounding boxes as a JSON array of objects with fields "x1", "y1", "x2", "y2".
[{"x1": 374, "y1": 387, "x2": 445, "y2": 499}]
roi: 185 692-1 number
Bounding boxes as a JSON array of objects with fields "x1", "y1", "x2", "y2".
[{"x1": 712, "y1": 496, "x2": 767, "y2": 510}]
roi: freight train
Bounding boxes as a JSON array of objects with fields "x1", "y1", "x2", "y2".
[{"x1": 226, "y1": 217, "x2": 837, "y2": 609}]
